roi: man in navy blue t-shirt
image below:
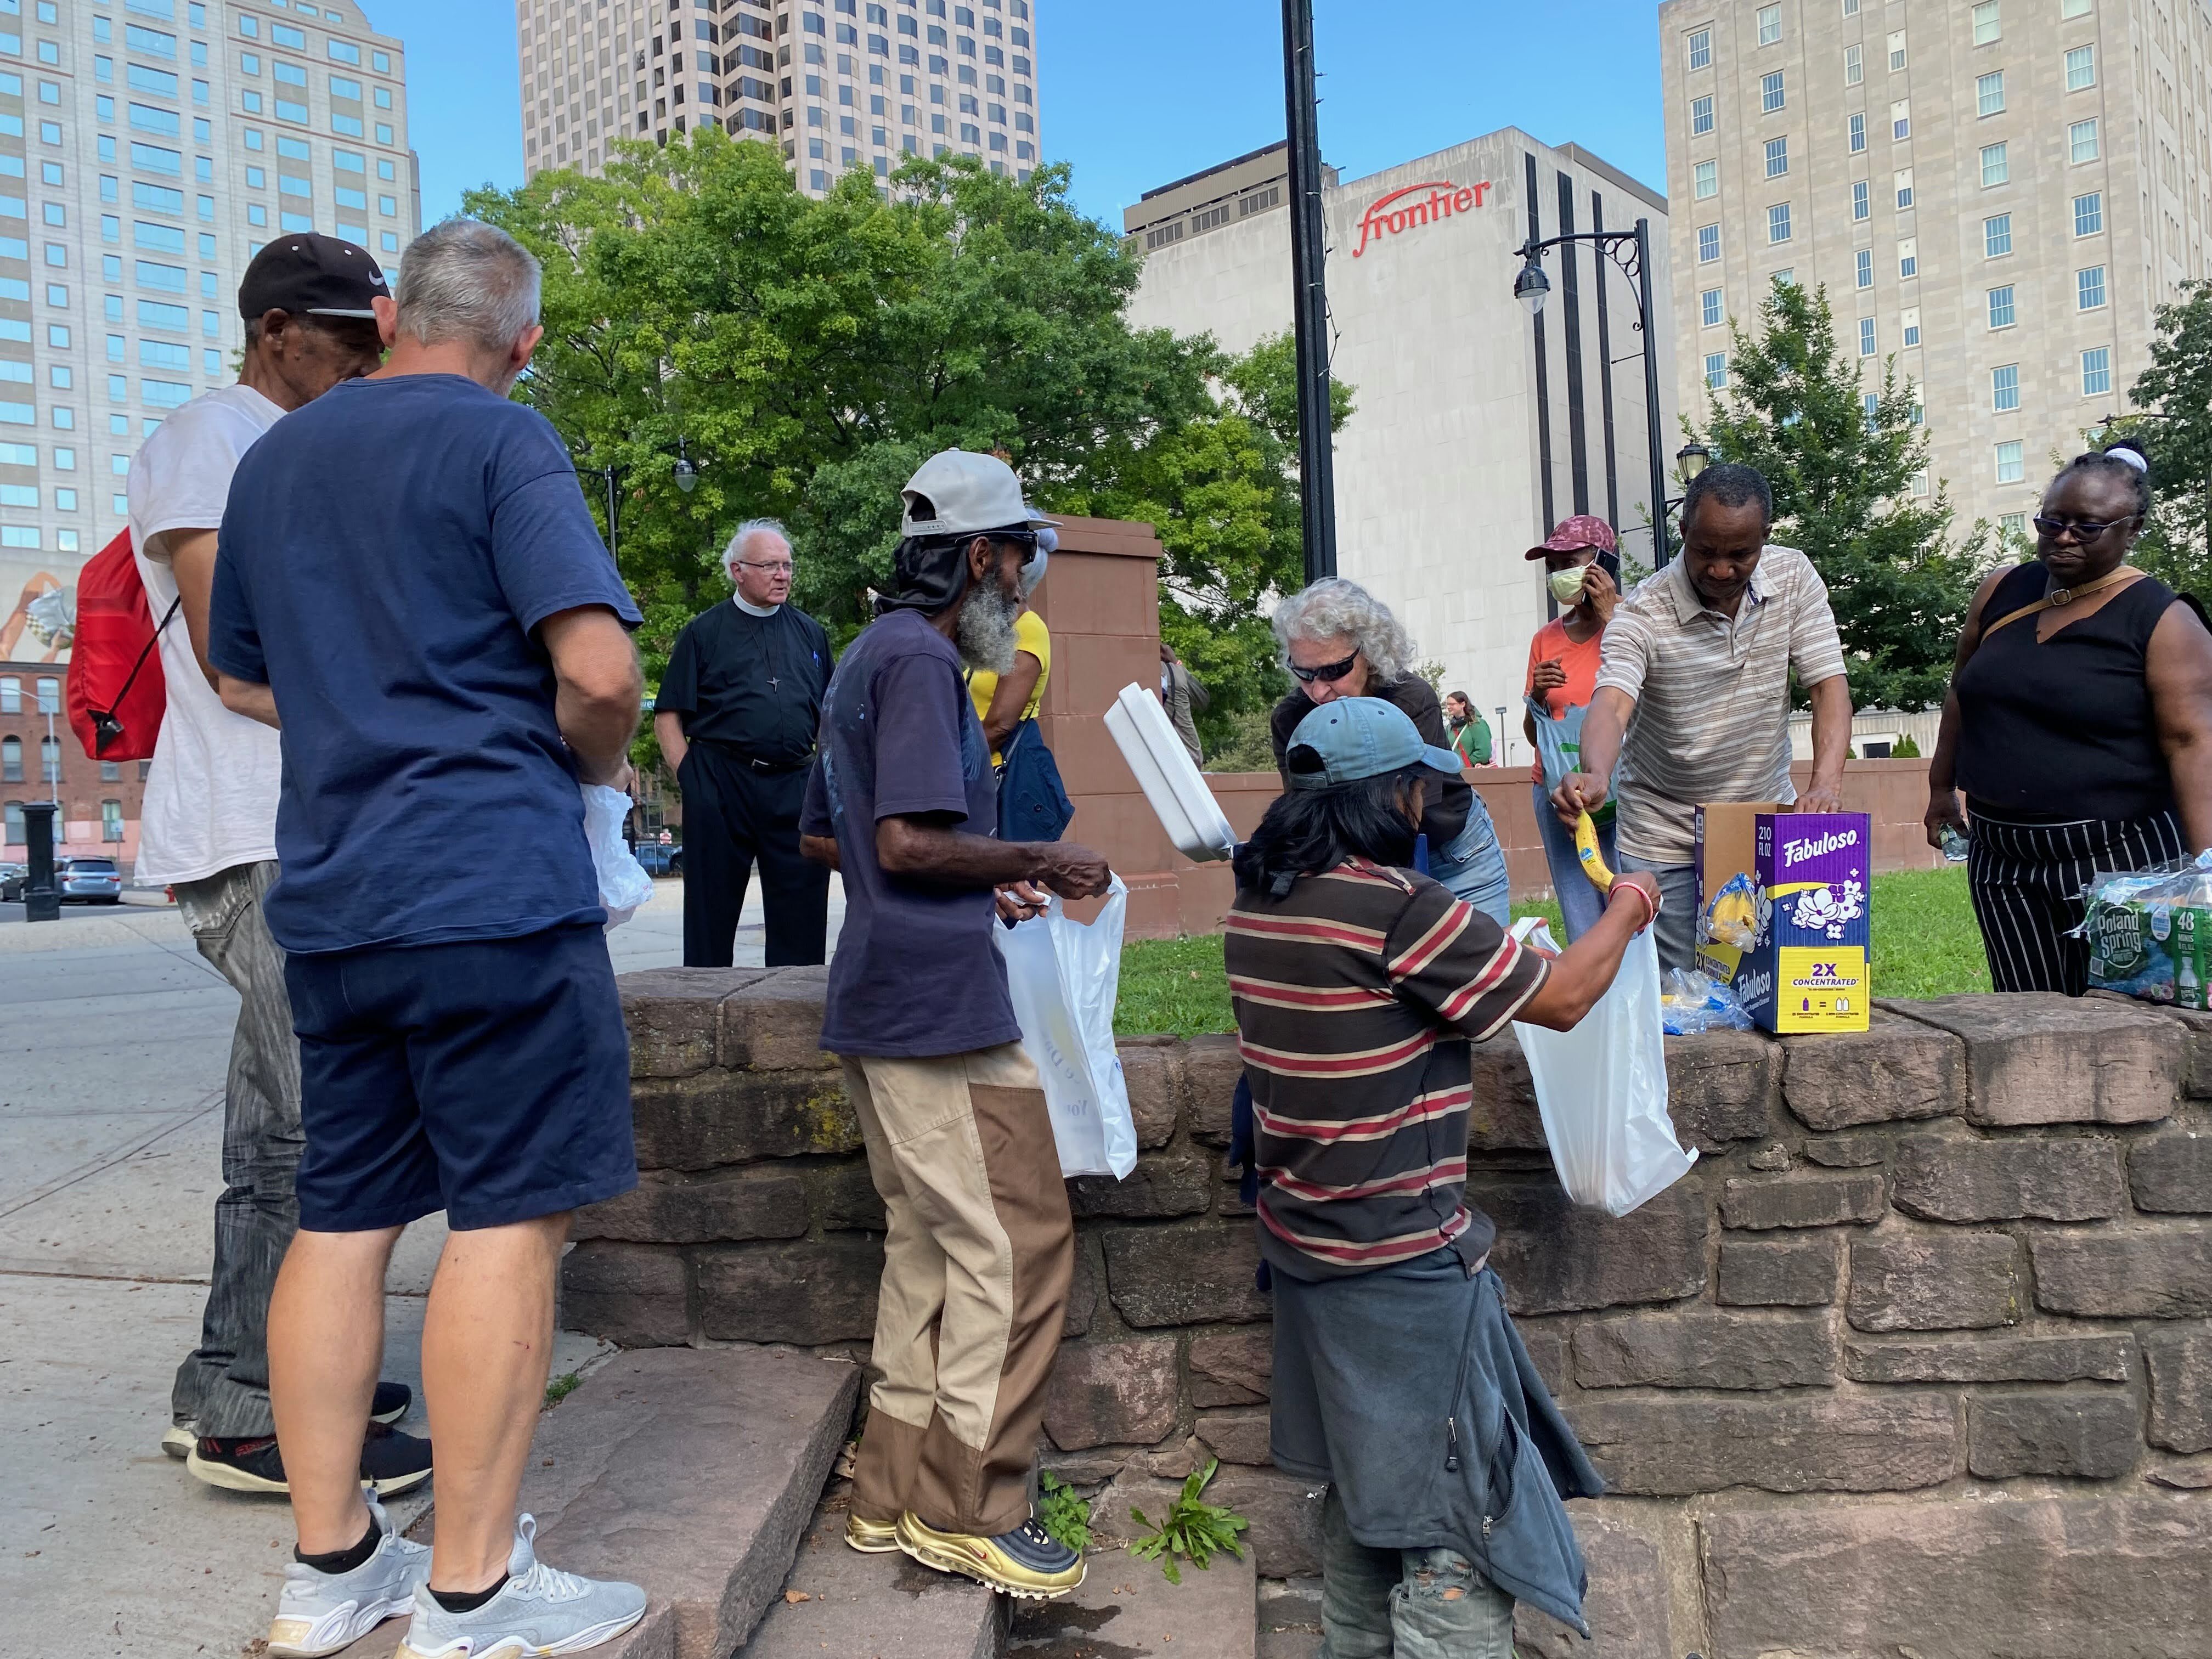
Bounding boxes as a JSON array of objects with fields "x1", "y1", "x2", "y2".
[
  {"x1": 207, "y1": 219, "x2": 648, "y2": 1658},
  {"x1": 798, "y1": 450, "x2": 1110, "y2": 1601}
]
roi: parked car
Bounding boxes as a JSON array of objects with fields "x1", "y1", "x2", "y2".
[
  {"x1": 633, "y1": 842, "x2": 684, "y2": 877},
  {"x1": 0, "y1": 861, "x2": 25, "y2": 901},
  {"x1": 57, "y1": 856, "x2": 123, "y2": 904}
]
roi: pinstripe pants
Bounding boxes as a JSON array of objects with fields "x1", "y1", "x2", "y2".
[{"x1": 1966, "y1": 807, "x2": 2187, "y2": 996}]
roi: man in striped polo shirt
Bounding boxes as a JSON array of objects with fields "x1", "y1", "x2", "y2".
[
  {"x1": 1227, "y1": 695, "x2": 1660, "y2": 1655},
  {"x1": 1554, "y1": 462, "x2": 1854, "y2": 970}
]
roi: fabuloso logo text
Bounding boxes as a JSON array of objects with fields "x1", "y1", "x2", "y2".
[
  {"x1": 1352, "y1": 179, "x2": 1493, "y2": 258},
  {"x1": 1781, "y1": 829, "x2": 1860, "y2": 868}
]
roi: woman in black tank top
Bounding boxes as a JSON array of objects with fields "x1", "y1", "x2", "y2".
[{"x1": 1926, "y1": 442, "x2": 2212, "y2": 994}]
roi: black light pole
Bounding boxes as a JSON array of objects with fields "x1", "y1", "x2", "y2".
[
  {"x1": 1514, "y1": 218, "x2": 1678, "y2": 563},
  {"x1": 20, "y1": 800, "x2": 58, "y2": 923},
  {"x1": 1282, "y1": 0, "x2": 1336, "y2": 582}
]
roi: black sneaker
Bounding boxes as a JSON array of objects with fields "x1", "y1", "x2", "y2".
[
  {"x1": 369, "y1": 1380, "x2": 413, "y2": 1425},
  {"x1": 187, "y1": 1423, "x2": 433, "y2": 1498},
  {"x1": 358, "y1": 1423, "x2": 434, "y2": 1496},
  {"x1": 162, "y1": 1380, "x2": 410, "y2": 1459}
]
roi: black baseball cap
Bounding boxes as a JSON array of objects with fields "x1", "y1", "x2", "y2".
[{"x1": 237, "y1": 233, "x2": 389, "y2": 322}]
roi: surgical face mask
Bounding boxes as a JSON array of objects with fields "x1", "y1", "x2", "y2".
[{"x1": 1549, "y1": 565, "x2": 1590, "y2": 605}]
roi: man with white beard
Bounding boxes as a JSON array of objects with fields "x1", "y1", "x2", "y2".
[{"x1": 798, "y1": 449, "x2": 1110, "y2": 1600}]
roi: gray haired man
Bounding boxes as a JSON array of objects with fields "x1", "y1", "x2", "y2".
[
  {"x1": 207, "y1": 218, "x2": 647, "y2": 1657},
  {"x1": 653, "y1": 518, "x2": 834, "y2": 966}
]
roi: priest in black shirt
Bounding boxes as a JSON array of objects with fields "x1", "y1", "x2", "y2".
[{"x1": 654, "y1": 519, "x2": 835, "y2": 966}]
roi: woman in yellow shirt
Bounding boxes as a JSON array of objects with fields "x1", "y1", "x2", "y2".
[{"x1": 967, "y1": 607, "x2": 1050, "y2": 766}]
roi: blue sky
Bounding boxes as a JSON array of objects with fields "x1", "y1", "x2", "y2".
[{"x1": 386, "y1": 0, "x2": 1668, "y2": 229}]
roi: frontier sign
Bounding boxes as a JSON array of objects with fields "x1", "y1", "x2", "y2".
[{"x1": 1351, "y1": 178, "x2": 1493, "y2": 258}]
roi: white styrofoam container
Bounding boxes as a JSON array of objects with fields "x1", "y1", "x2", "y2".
[{"x1": 1103, "y1": 681, "x2": 1237, "y2": 863}]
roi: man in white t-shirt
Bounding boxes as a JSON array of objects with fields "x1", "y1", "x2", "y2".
[{"x1": 131, "y1": 235, "x2": 431, "y2": 1499}]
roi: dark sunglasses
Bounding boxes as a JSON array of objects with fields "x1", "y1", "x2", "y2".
[
  {"x1": 2034, "y1": 514, "x2": 2138, "y2": 542},
  {"x1": 1289, "y1": 650, "x2": 1360, "y2": 684}
]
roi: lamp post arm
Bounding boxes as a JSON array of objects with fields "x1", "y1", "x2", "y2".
[{"x1": 1517, "y1": 224, "x2": 1674, "y2": 564}]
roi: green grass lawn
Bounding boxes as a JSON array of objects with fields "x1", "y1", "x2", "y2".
[{"x1": 1115, "y1": 866, "x2": 1990, "y2": 1036}]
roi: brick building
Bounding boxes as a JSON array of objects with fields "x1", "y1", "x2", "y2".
[{"x1": 0, "y1": 659, "x2": 145, "y2": 871}]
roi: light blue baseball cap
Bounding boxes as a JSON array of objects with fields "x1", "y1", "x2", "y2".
[{"x1": 1285, "y1": 697, "x2": 1465, "y2": 791}]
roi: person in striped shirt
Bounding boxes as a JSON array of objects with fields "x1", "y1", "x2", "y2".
[
  {"x1": 1553, "y1": 462, "x2": 1853, "y2": 972},
  {"x1": 1226, "y1": 695, "x2": 1660, "y2": 1654}
]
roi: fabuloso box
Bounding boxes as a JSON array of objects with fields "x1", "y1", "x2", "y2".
[{"x1": 1694, "y1": 808, "x2": 1872, "y2": 1034}]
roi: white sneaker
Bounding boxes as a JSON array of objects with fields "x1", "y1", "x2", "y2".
[
  {"x1": 266, "y1": 1494, "x2": 431, "y2": 1657},
  {"x1": 394, "y1": 1514, "x2": 647, "y2": 1658}
]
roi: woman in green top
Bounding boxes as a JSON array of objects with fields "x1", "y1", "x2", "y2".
[{"x1": 1445, "y1": 691, "x2": 1492, "y2": 766}]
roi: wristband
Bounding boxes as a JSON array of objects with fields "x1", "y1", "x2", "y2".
[{"x1": 1611, "y1": 880, "x2": 1657, "y2": 934}]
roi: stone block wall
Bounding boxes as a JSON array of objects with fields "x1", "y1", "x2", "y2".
[{"x1": 567, "y1": 969, "x2": 2212, "y2": 1659}]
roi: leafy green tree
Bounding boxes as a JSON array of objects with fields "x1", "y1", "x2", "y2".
[
  {"x1": 466, "y1": 132, "x2": 1346, "y2": 755},
  {"x1": 2109, "y1": 279, "x2": 2212, "y2": 597},
  {"x1": 1053, "y1": 332, "x2": 1353, "y2": 751},
  {"x1": 1688, "y1": 281, "x2": 1980, "y2": 710}
]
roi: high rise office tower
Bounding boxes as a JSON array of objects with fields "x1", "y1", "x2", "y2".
[
  {"x1": 516, "y1": 0, "x2": 1041, "y2": 200},
  {"x1": 1660, "y1": 0, "x2": 2211, "y2": 538},
  {"x1": 0, "y1": 0, "x2": 419, "y2": 866},
  {"x1": 0, "y1": 0, "x2": 418, "y2": 652}
]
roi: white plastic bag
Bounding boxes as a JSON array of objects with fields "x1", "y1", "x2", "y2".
[
  {"x1": 993, "y1": 875, "x2": 1138, "y2": 1178},
  {"x1": 582, "y1": 783, "x2": 654, "y2": 931},
  {"x1": 1510, "y1": 919, "x2": 1697, "y2": 1216}
]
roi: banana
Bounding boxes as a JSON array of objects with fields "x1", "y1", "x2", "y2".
[{"x1": 1574, "y1": 811, "x2": 1615, "y2": 892}]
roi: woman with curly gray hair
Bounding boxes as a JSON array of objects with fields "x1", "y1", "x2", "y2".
[{"x1": 1268, "y1": 578, "x2": 1510, "y2": 923}]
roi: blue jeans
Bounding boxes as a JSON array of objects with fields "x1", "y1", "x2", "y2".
[
  {"x1": 171, "y1": 861, "x2": 301, "y2": 1440},
  {"x1": 1428, "y1": 793, "x2": 1510, "y2": 928},
  {"x1": 1616, "y1": 851, "x2": 1699, "y2": 974},
  {"x1": 1530, "y1": 782, "x2": 1617, "y2": 943},
  {"x1": 1319, "y1": 1486, "x2": 1517, "y2": 1659}
]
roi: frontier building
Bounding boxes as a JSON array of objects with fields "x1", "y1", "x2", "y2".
[
  {"x1": 1660, "y1": 0, "x2": 2212, "y2": 538},
  {"x1": 1124, "y1": 132, "x2": 1678, "y2": 738}
]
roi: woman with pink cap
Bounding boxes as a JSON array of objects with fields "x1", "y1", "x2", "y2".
[{"x1": 1521, "y1": 515, "x2": 1621, "y2": 941}]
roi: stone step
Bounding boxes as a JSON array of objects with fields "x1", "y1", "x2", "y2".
[
  {"x1": 736, "y1": 1493, "x2": 1005, "y2": 1659},
  {"x1": 1008, "y1": 1541, "x2": 1257, "y2": 1659},
  {"x1": 334, "y1": 1346, "x2": 861, "y2": 1659}
]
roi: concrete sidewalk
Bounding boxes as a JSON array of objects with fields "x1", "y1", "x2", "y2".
[{"x1": 0, "y1": 875, "x2": 827, "y2": 1657}]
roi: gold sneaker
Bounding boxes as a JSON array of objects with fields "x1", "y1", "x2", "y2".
[
  {"x1": 844, "y1": 1512, "x2": 901, "y2": 1554},
  {"x1": 895, "y1": 1511, "x2": 1085, "y2": 1600}
]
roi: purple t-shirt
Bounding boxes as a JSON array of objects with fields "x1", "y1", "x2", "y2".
[{"x1": 802, "y1": 607, "x2": 1018, "y2": 1058}]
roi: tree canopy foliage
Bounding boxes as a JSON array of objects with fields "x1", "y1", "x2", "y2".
[
  {"x1": 1688, "y1": 280, "x2": 1980, "y2": 710},
  {"x1": 2109, "y1": 279, "x2": 2212, "y2": 598},
  {"x1": 465, "y1": 131, "x2": 1348, "y2": 747}
]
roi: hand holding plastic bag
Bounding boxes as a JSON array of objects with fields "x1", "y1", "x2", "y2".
[
  {"x1": 993, "y1": 876, "x2": 1138, "y2": 1178},
  {"x1": 1511, "y1": 919, "x2": 1698, "y2": 1216},
  {"x1": 582, "y1": 782, "x2": 654, "y2": 931}
]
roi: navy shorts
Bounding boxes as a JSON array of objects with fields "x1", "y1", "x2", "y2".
[{"x1": 285, "y1": 922, "x2": 637, "y2": 1233}]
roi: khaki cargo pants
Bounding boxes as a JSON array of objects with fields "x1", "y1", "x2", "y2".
[{"x1": 840, "y1": 1042, "x2": 1074, "y2": 1538}]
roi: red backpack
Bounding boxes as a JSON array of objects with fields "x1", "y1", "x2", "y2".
[{"x1": 65, "y1": 528, "x2": 179, "y2": 761}]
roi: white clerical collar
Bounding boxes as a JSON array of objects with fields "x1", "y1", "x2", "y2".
[{"x1": 732, "y1": 594, "x2": 781, "y2": 618}]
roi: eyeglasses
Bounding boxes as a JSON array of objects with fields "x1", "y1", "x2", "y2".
[
  {"x1": 2033, "y1": 515, "x2": 2138, "y2": 543},
  {"x1": 736, "y1": 560, "x2": 794, "y2": 575},
  {"x1": 1289, "y1": 651, "x2": 1360, "y2": 684}
]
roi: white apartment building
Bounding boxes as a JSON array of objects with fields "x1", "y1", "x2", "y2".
[
  {"x1": 1660, "y1": 0, "x2": 2212, "y2": 538},
  {"x1": 0, "y1": 0, "x2": 420, "y2": 661},
  {"x1": 515, "y1": 0, "x2": 1040, "y2": 199},
  {"x1": 1125, "y1": 131, "x2": 1677, "y2": 736}
]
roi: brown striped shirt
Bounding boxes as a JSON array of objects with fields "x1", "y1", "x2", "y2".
[{"x1": 1225, "y1": 860, "x2": 1548, "y2": 1281}]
